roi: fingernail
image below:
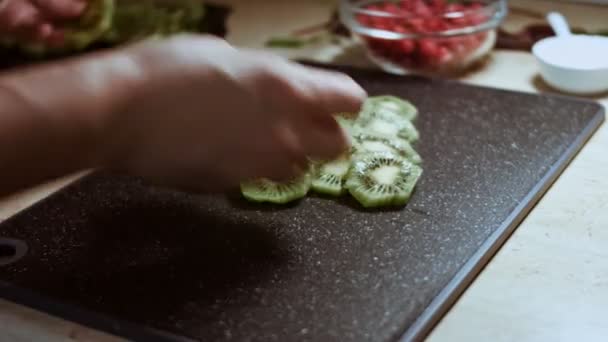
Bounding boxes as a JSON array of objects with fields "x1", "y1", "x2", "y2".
[{"x1": 338, "y1": 75, "x2": 367, "y2": 107}]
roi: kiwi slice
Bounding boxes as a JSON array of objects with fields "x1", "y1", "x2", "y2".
[
  {"x1": 345, "y1": 152, "x2": 422, "y2": 208},
  {"x1": 335, "y1": 113, "x2": 360, "y2": 139},
  {"x1": 355, "y1": 114, "x2": 420, "y2": 143},
  {"x1": 241, "y1": 172, "x2": 311, "y2": 204},
  {"x1": 336, "y1": 115, "x2": 354, "y2": 133},
  {"x1": 362, "y1": 96, "x2": 418, "y2": 122},
  {"x1": 353, "y1": 133, "x2": 422, "y2": 165},
  {"x1": 311, "y1": 154, "x2": 351, "y2": 196},
  {"x1": 101, "y1": 0, "x2": 205, "y2": 44},
  {"x1": 239, "y1": 96, "x2": 423, "y2": 208},
  {"x1": 64, "y1": 0, "x2": 115, "y2": 50}
]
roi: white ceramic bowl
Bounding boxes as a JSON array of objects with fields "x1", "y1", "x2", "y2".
[{"x1": 532, "y1": 35, "x2": 608, "y2": 95}]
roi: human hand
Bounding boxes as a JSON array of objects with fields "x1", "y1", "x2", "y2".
[
  {"x1": 0, "y1": 0, "x2": 86, "y2": 45},
  {"x1": 100, "y1": 35, "x2": 366, "y2": 192}
]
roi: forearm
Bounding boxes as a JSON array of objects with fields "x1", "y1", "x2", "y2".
[{"x1": 0, "y1": 51, "x2": 142, "y2": 196}]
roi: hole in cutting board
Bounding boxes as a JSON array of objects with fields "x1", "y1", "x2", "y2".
[
  {"x1": 0, "y1": 243, "x2": 16, "y2": 258},
  {"x1": 0, "y1": 238, "x2": 27, "y2": 266}
]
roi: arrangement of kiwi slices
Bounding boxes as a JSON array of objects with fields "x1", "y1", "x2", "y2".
[{"x1": 240, "y1": 95, "x2": 423, "y2": 209}]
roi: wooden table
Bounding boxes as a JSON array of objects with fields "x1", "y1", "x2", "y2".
[{"x1": 2, "y1": 0, "x2": 608, "y2": 341}]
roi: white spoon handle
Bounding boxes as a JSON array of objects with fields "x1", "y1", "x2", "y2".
[{"x1": 547, "y1": 12, "x2": 572, "y2": 37}]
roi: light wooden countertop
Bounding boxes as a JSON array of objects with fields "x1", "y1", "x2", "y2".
[{"x1": 2, "y1": 0, "x2": 608, "y2": 341}]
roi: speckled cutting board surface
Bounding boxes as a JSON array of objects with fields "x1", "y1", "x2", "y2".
[{"x1": 0, "y1": 65, "x2": 604, "y2": 342}]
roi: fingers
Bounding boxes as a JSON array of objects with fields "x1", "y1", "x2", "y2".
[
  {"x1": 293, "y1": 65, "x2": 367, "y2": 116},
  {"x1": 249, "y1": 115, "x2": 347, "y2": 180},
  {"x1": 280, "y1": 64, "x2": 366, "y2": 161},
  {"x1": 240, "y1": 50, "x2": 366, "y2": 119},
  {"x1": 229, "y1": 122, "x2": 309, "y2": 183},
  {"x1": 239, "y1": 55, "x2": 365, "y2": 162},
  {"x1": 0, "y1": 0, "x2": 75, "y2": 44},
  {"x1": 31, "y1": 0, "x2": 86, "y2": 19},
  {"x1": 273, "y1": 120, "x2": 309, "y2": 169},
  {"x1": 302, "y1": 119, "x2": 350, "y2": 160},
  {"x1": 29, "y1": 0, "x2": 87, "y2": 45},
  {"x1": 0, "y1": 0, "x2": 40, "y2": 39}
]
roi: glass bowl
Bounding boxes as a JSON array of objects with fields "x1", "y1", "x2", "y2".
[{"x1": 339, "y1": 0, "x2": 508, "y2": 76}]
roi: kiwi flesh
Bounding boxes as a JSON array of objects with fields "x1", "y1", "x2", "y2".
[
  {"x1": 345, "y1": 152, "x2": 422, "y2": 208},
  {"x1": 335, "y1": 113, "x2": 359, "y2": 141},
  {"x1": 361, "y1": 96, "x2": 418, "y2": 121},
  {"x1": 311, "y1": 154, "x2": 351, "y2": 196},
  {"x1": 353, "y1": 133, "x2": 422, "y2": 165},
  {"x1": 241, "y1": 172, "x2": 311, "y2": 204},
  {"x1": 65, "y1": 0, "x2": 115, "y2": 50},
  {"x1": 241, "y1": 95, "x2": 423, "y2": 209},
  {"x1": 336, "y1": 115, "x2": 354, "y2": 133},
  {"x1": 356, "y1": 114, "x2": 420, "y2": 143}
]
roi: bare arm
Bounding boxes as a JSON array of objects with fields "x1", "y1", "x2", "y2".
[
  {"x1": 0, "y1": 51, "x2": 140, "y2": 196},
  {"x1": 0, "y1": 35, "x2": 365, "y2": 197},
  {"x1": 0, "y1": 1, "x2": 365, "y2": 196}
]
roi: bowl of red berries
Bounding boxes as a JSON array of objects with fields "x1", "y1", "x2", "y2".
[{"x1": 339, "y1": 0, "x2": 508, "y2": 76}]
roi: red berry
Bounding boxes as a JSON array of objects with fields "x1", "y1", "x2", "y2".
[
  {"x1": 431, "y1": 0, "x2": 447, "y2": 12},
  {"x1": 407, "y1": 18, "x2": 426, "y2": 32},
  {"x1": 436, "y1": 46, "x2": 453, "y2": 63},
  {"x1": 357, "y1": 14, "x2": 371, "y2": 26},
  {"x1": 393, "y1": 25, "x2": 409, "y2": 34},
  {"x1": 450, "y1": 17, "x2": 470, "y2": 28},
  {"x1": 468, "y1": 13, "x2": 488, "y2": 25},
  {"x1": 442, "y1": 37, "x2": 458, "y2": 50},
  {"x1": 390, "y1": 44, "x2": 406, "y2": 61},
  {"x1": 419, "y1": 39, "x2": 440, "y2": 58},
  {"x1": 399, "y1": 39, "x2": 415, "y2": 54},
  {"x1": 463, "y1": 35, "x2": 477, "y2": 48},
  {"x1": 413, "y1": 2, "x2": 432, "y2": 17},
  {"x1": 446, "y1": 3, "x2": 465, "y2": 12},
  {"x1": 372, "y1": 17, "x2": 391, "y2": 30},
  {"x1": 453, "y1": 41, "x2": 468, "y2": 56},
  {"x1": 426, "y1": 18, "x2": 447, "y2": 32},
  {"x1": 383, "y1": 3, "x2": 402, "y2": 14}
]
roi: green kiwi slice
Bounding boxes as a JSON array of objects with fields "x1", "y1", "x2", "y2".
[
  {"x1": 101, "y1": 0, "x2": 205, "y2": 44},
  {"x1": 335, "y1": 113, "x2": 360, "y2": 140},
  {"x1": 336, "y1": 115, "x2": 354, "y2": 133},
  {"x1": 355, "y1": 114, "x2": 420, "y2": 143},
  {"x1": 311, "y1": 153, "x2": 351, "y2": 196},
  {"x1": 345, "y1": 152, "x2": 422, "y2": 208},
  {"x1": 241, "y1": 172, "x2": 311, "y2": 204},
  {"x1": 64, "y1": 0, "x2": 115, "y2": 50},
  {"x1": 361, "y1": 96, "x2": 418, "y2": 122},
  {"x1": 353, "y1": 133, "x2": 422, "y2": 165},
  {"x1": 240, "y1": 95, "x2": 423, "y2": 208}
]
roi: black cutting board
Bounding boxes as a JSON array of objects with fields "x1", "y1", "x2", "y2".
[{"x1": 0, "y1": 65, "x2": 604, "y2": 342}]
